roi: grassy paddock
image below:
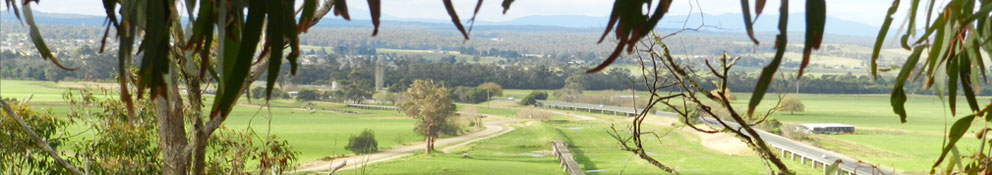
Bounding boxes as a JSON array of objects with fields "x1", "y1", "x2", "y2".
[
  {"x1": 338, "y1": 119, "x2": 821, "y2": 175},
  {"x1": 503, "y1": 88, "x2": 987, "y2": 173},
  {"x1": 0, "y1": 79, "x2": 423, "y2": 163}
]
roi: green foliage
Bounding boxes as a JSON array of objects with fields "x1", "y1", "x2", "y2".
[
  {"x1": 206, "y1": 129, "x2": 298, "y2": 174},
  {"x1": 476, "y1": 82, "x2": 503, "y2": 97},
  {"x1": 0, "y1": 99, "x2": 75, "y2": 174},
  {"x1": 43, "y1": 64, "x2": 68, "y2": 83},
  {"x1": 251, "y1": 87, "x2": 289, "y2": 99},
  {"x1": 372, "y1": 92, "x2": 398, "y2": 104},
  {"x1": 563, "y1": 73, "x2": 586, "y2": 93},
  {"x1": 64, "y1": 90, "x2": 161, "y2": 174},
  {"x1": 337, "y1": 82, "x2": 373, "y2": 104},
  {"x1": 345, "y1": 129, "x2": 379, "y2": 154},
  {"x1": 450, "y1": 86, "x2": 489, "y2": 104},
  {"x1": 870, "y1": 1, "x2": 992, "y2": 172},
  {"x1": 531, "y1": 91, "x2": 548, "y2": 100},
  {"x1": 778, "y1": 95, "x2": 805, "y2": 115},
  {"x1": 519, "y1": 91, "x2": 544, "y2": 106},
  {"x1": 398, "y1": 80, "x2": 458, "y2": 153},
  {"x1": 932, "y1": 114, "x2": 976, "y2": 172},
  {"x1": 759, "y1": 118, "x2": 783, "y2": 135},
  {"x1": 296, "y1": 89, "x2": 324, "y2": 101}
]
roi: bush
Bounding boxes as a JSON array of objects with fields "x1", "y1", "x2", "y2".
[
  {"x1": 531, "y1": 91, "x2": 548, "y2": 100},
  {"x1": 449, "y1": 86, "x2": 488, "y2": 103},
  {"x1": 250, "y1": 87, "x2": 289, "y2": 99},
  {"x1": 519, "y1": 93, "x2": 538, "y2": 106},
  {"x1": 759, "y1": 118, "x2": 783, "y2": 135},
  {"x1": 296, "y1": 89, "x2": 323, "y2": 101},
  {"x1": 345, "y1": 129, "x2": 379, "y2": 154}
]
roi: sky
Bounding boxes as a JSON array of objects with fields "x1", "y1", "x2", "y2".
[{"x1": 17, "y1": 0, "x2": 912, "y2": 27}]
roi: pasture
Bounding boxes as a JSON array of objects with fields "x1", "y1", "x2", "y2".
[
  {"x1": 336, "y1": 117, "x2": 822, "y2": 175},
  {"x1": 503, "y1": 88, "x2": 984, "y2": 173},
  {"x1": 0, "y1": 79, "x2": 423, "y2": 163},
  {"x1": 2, "y1": 79, "x2": 983, "y2": 173}
]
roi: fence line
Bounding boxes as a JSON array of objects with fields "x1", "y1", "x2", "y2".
[{"x1": 551, "y1": 141, "x2": 584, "y2": 175}]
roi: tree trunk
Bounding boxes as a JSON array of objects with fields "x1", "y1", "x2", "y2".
[
  {"x1": 190, "y1": 124, "x2": 208, "y2": 175},
  {"x1": 424, "y1": 122, "x2": 434, "y2": 154},
  {"x1": 424, "y1": 136, "x2": 432, "y2": 154},
  {"x1": 186, "y1": 77, "x2": 208, "y2": 175},
  {"x1": 155, "y1": 96, "x2": 189, "y2": 175}
]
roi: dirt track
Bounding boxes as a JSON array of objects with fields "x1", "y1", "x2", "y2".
[{"x1": 292, "y1": 120, "x2": 519, "y2": 174}]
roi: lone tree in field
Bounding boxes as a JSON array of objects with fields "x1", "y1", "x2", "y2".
[
  {"x1": 476, "y1": 82, "x2": 503, "y2": 97},
  {"x1": 397, "y1": 80, "x2": 456, "y2": 154},
  {"x1": 778, "y1": 95, "x2": 805, "y2": 115}
]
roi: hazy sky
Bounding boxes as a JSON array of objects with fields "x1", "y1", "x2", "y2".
[{"x1": 17, "y1": 0, "x2": 910, "y2": 27}]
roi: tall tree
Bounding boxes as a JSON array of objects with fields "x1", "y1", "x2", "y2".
[{"x1": 397, "y1": 80, "x2": 456, "y2": 154}]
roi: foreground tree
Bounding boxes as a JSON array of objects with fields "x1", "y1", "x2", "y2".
[{"x1": 397, "y1": 80, "x2": 457, "y2": 154}]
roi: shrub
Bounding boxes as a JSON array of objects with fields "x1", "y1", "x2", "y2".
[
  {"x1": 296, "y1": 89, "x2": 323, "y2": 101},
  {"x1": 519, "y1": 93, "x2": 538, "y2": 106},
  {"x1": 345, "y1": 129, "x2": 379, "y2": 154},
  {"x1": 531, "y1": 91, "x2": 548, "y2": 100},
  {"x1": 759, "y1": 118, "x2": 783, "y2": 135},
  {"x1": 250, "y1": 87, "x2": 289, "y2": 99},
  {"x1": 449, "y1": 86, "x2": 488, "y2": 103}
]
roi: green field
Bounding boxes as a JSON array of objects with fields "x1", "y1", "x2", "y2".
[
  {"x1": 3, "y1": 79, "x2": 982, "y2": 174},
  {"x1": 503, "y1": 88, "x2": 985, "y2": 173},
  {"x1": 337, "y1": 118, "x2": 822, "y2": 175},
  {"x1": 0, "y1": 79, "x2": 423, "y2": 163},
  {"x1": 751, "y1": 93, "x2": 986, "y2": 173}
]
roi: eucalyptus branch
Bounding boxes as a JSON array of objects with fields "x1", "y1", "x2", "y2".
[{"x1": 0, "y1": 100, "x2": 84, "y2": 175}]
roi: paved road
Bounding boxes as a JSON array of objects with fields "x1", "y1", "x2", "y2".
[
  {"x1": 655, "y1": 111, "x2": 895, "y2": 175},
  {"x1": 293, "y1": 120, "x2": 519, "y2": 174}
]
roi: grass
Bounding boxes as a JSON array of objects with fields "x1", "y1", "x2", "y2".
[
  {"x1": 0, "y1": 79, "x2": 424, "y2": 163},
  {"x1": 337, "y1": 118, "x2": 822, "y2": 175},
  {"x1": 503, "y1": 88, "x2": 989, "y2": 173},
  {"x1": 4, "y1": 79, "x2": 979, "y2": 173},
  {"x1": 1, "y1": 79, "x2": 80, "y2": 103},
  {"x1": 217, "y1": 105, "x2": 420, "y2": 162},
  {"x1": 695, "y1": 93, "x2": 988, "y2": 173}
]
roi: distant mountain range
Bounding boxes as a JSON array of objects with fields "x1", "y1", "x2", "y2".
[{"x1": 1, "y1": 10, "x2": 881, "y2": 36}]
